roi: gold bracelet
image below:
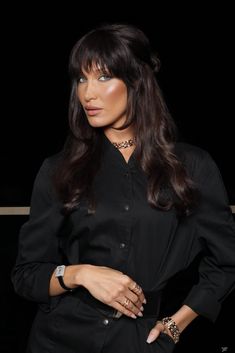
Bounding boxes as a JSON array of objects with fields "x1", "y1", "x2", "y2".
[{"x1": 161, "y1": 316, "x2": 181, "y2": 343}]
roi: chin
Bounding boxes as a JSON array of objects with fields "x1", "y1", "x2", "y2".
[
  {"x1": 86, "y1": 118, "x2": 112, "y2": 129},
  {"x1": 87, "y1": 121, "x2": 108, "y2": 128}
]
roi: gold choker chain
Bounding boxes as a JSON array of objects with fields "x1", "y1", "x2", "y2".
[{"x1": 112, "y1": 137, "x2": 136, "y2": 149}]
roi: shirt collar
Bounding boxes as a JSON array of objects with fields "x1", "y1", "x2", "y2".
[{"x1": 101, "y1": 132, "x2": 138, "y2": 170}]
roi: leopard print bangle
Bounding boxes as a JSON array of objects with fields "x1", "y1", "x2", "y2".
[{"x1": 161, "y1": 317, "x2": 181, "y2": 343}]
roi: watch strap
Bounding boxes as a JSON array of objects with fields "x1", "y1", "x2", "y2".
[
  {"x1": 58, "y1": 275, "x2": 73, "y2": 291},
  {"x1": 55, "y1": 265, "x2": 73, "y2": 292}
]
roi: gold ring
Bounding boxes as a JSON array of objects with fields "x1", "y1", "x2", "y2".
[
  {"x1": 122, "y1": 298, "x2": 131, "y2": 308},
  {"x1": 131, "y1": 283, "x2": 142, "y2": 295}
]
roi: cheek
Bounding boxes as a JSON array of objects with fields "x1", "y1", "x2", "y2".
[
  {"x1": 103, "y1": 84, "x2": 127, "y2": 106},
  {"x1": 77, "y1": 86, "x2": 83, "y2": 102}
]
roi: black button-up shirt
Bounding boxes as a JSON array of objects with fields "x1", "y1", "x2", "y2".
[{"x1": 12, "y1": 133, "x2": 235, "y2": 353}]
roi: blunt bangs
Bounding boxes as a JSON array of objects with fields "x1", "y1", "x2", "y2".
[{"x1": 69, "y1": 29, "x2": 138, "y2": 83}]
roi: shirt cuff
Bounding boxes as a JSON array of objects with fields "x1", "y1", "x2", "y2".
[
  {"x1": 182, "y1": 287, "x2": 221, "y2": 322},
  {"x1": 30, "y1": 263, "x2": 61, "y2": 312}
]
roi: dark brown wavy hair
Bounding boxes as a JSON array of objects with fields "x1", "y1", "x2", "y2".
[{"x1": 54, "y1": 23, "x2": 197, "y2": 216}]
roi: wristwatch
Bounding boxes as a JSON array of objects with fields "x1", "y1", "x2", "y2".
[{"x1": 55, "y1": 265, "x2": 73, "y2": 291}]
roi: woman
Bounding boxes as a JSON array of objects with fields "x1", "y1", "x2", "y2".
[{"x1": 12, "y1": 23, "x2": 235, "y2": 353}]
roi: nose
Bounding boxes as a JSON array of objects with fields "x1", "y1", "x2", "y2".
[{"x1": 84, "y1": 80, "x2": 97, "y2": 102}]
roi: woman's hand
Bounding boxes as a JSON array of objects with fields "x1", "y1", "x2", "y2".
[
  {"x1": 146, "y1": 305, "x2": 198, "y2": 344},
  {"x1": 81, "y1": 264, "x2": 146, "y2": 319},
  {"x1": 146, "y1": 321, "x2": 174, "y2": 344}
]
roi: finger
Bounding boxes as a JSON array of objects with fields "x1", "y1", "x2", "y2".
[
  {"x1": 140, "y1": 291, "x2": 147, "y2": 303},
  {"x1": 131, "y1": 282, "x2": 146, "y2": 304},
  {"x1": 129, "y1": 282, "x2": 144, "y2": 298},
  {"x1": 129, "y1": 281, "x2": 140, "y2": 292},
  {"x1": 146, "y1": 323, "x2": 163, "y2": 344},
  {"x1": 129, "y1": 282, "x2": 147, "y2": 305},
  {"x1": 111, "y1": 301, "x2": 138, "y2": 319},
  {"x1": 117, "y1": 296, "x2": 143, "y2": 317},
  {"x1": 129, "y1": 290, "x2": 146, "y2": 309},
  {"x1": 131, "y1": 298, "x2": 144, "y2": 312},
  {"x1": 125, "y1": 291, "x2": 143, "y2": 311}
]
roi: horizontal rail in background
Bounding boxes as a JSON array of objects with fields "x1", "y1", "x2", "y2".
[
  {"x1": 0, "y1": 207, "x2": 30, "y2": 215},
  {"x1": 0, "y1": 206, "x2": 235, "y2": 215}
]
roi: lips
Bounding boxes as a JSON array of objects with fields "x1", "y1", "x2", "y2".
[
  {"x1": 85, "y1": 105, "x2": 101, "y2": 110},
  {"x1": 85, "y1": 106, "x2": 103, "y2": 116}
]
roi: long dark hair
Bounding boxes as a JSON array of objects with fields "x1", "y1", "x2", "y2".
[{"x1": 54, "y1": 23, "x2": 197, "y2": 216}]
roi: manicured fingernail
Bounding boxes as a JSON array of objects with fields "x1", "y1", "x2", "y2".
[
  {"x1": 137, "y1": 311, "x2": 143, "y2": 317},
  {"x1": 146, "y1": 333, "x2": 155, "y2": 344},
  {"x1": 140, "y1": 306, "x2": 144, "y2": 311},
  {"x1": 143, "y1": 298, "x2": 147, "y2": 304},
  {"x1": 131, "y1": 313, "x2": 137, "y2": 319}
]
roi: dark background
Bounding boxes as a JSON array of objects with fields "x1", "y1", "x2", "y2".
[{"x1": 1, "y1": 3, "x2": 234, "y2": 353}]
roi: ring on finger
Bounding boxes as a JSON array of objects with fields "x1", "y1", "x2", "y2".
[
  {"x1": 122, "y1": 297, "x2": 131, "y2": 308},
  {"x1": 131, "y1": 283, "x2": 142, "y2": 295}
]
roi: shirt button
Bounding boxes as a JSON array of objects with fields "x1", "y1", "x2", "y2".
[
  {"x1": 124, "y1": 204, "x2": 130, "y2": 211},
  {"x1": 103, "y1": 318, "x2": 109, "y2": 325},
  {"x1": 120, "y1": 242, "x2": 126, "y2": 249}
]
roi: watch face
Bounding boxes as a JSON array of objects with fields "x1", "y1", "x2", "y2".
[{"x1": 55, "y1": 265, "x2": 65, "y2": 277}]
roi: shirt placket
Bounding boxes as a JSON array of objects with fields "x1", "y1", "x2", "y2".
[{"x1": 118, "y1": 162, "x2": 135, "y2": 272}]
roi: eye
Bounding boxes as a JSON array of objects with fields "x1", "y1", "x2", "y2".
[
  {"x1": 98, "y1": 74, "x2": 112, "y2": 81},
  {"x1": 78, "y1": 76, "x2": 87, "y2": 83}
]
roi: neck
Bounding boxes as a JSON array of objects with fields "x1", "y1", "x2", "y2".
[{"x1": 103, "y1": 126, "x2": 135, "y2": 143}]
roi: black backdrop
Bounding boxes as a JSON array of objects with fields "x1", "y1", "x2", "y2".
[{"x1": 1, "y1": 3, "x2": 234, "y2": 353}]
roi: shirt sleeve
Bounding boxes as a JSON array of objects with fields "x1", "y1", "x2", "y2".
[
  {"x1": 11, "y1": 157, "x2": 65, "y2": 312},
  {"x1": 182, "y1": 151, "x2": 235, "y2": 322}
]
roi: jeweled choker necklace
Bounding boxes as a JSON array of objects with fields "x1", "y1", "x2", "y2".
[{"x1": 112, "y1": 137, "x2": 136, "y2": 149}]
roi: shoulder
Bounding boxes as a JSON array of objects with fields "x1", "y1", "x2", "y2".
[
  {"x1": 31, "y1": 151, "x2": 63, "y2": 201},
  {"x1": 38, "y1": 151, "x2": 63, "y2": 176},
  {"x1": 174, "y1": 141, "x2": 218, "y2": 180},
  {"x1": 175, "y1": 141, "x2": 209, "y2": 162},
  {"x1": 33, "y1": 151, "x2": 63, "y2": 188}
]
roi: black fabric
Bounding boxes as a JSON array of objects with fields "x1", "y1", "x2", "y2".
[
  {"x1": 11, "y1": 132, "x2": 235, "y2": 352},
  {"x1": 74, "y1": 286, "x2": 162, "y2": 319}
]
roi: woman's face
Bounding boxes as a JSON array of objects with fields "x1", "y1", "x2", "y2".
[{"x1": 77, "y1": 67, "x2": 128, "y2": 129}]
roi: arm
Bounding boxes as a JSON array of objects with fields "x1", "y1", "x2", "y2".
[
  {"x1": 12, "y1": 157, "x2": 146, "y2": 317},
  {"x1": 11, "y1": 157, "x2": 65, "y2": 311},
  {"x1": 147, "y1": 304, "x2": 198, "y2": 343},
  {"x1": 182, "y1": 152, "x2": 235, "y2": 322},
  {"x1": 147, "y1": 151, "x2": 235, "y2": 343},
  {"x1": 49, "y1": 264, "x2": 86, "y2": 296},
  {"x1": 49, "y1": 262, "x2": 146, "y2": 319}
]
